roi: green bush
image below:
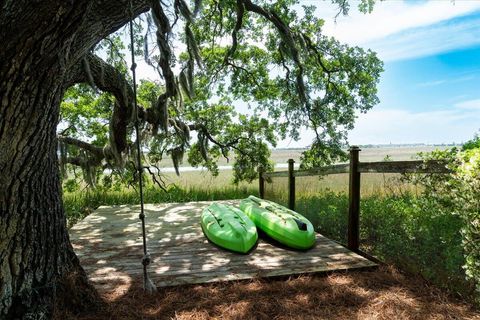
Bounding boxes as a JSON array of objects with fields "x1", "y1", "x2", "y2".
[
  {"x1": 404, "y1": 145, "x2": 480, "y2": 301},
  {"x1": 454, "y1": 148, "x2": 480, "y2": 301},
  {"x1": 360, "y1": 195, "x2": 466, "y2": 293},
  {"x1": 297, "y1": 191, "x2": 348, "y2": 243},
  {"x1": 462, "y1": 133, "x2": 480, "y2": 151},
  {"x1": 293, "y1": 191, "x2": 469, "y2": 296}
]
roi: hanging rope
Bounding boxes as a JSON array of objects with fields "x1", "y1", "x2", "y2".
[{"x1": 129, "y1": 3, "x2": 156, "y2": 293}]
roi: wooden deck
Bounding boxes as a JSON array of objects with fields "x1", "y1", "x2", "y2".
[{"x1": 70, "y1": 201, "x2": 376, "y2": 292}]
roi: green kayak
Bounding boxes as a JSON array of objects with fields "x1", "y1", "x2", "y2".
[
  {"x1": 239, "y1": 196, "x2": 315, "y2": 250},
  {"x1": 201, "y1": 203, "x2": 258, "y2": 254}
]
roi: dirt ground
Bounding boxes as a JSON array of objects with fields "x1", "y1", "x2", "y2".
[{"x1": 56, "y1": 265, "x2": 479, "y2": 320}]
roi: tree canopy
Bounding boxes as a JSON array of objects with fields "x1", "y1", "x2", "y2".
[
  {"x1": 58, "y1": 0, "x2": 383, "y2": 189},
  {"x1": 0, "y1": 0, "x2": 383, "y2": 317}
]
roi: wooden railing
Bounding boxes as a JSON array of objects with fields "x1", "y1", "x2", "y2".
[{"x1": 258, "y1": 147, "x2": 451, "y2": 252}]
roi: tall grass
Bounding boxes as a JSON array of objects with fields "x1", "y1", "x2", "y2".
[
  {"x1": 298, "y1": 192, "x2": 469, "y2": 295},
  {"x1": 63, "y1": 185, "x2": 256, "y2": 227}
]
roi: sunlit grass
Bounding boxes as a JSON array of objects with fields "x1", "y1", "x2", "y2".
[{"x1": 63, "y1": 184, "x2": 257, "y2": 227}]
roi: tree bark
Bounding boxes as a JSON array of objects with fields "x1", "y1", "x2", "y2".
[
  {"x1": 0, "y1": 54, "x2": 100, "y2": 319},
  {"x1": 0, "y1": 0, "x2": 150, "y2": 317}
]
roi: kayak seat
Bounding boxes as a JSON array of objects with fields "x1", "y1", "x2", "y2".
[{"x1": 293, "y1": 218, "x2": 308, "y2": 231}]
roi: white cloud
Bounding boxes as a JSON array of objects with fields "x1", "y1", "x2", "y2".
[
  {"x1": 417, "y1": 74, "x2": 476, "y2": 87},
  {"x1": 273, "y1": 96, "x2": 480, "y2": 148},
  {"x1": 417, "y1": 79, "x2": 448, "y2": 88},
  {"x1": 366, "y1": 16, "x2": 480, "y2": 61},
  {"x1": 455, "y1": 98, "x2": 480, "y2": 110},
  {"x1": 347, "y1": 105, "x2": 480, "y2": 145},
  {"x1": 313, "y1": 0, "x2": 480, "y2": 61},
  {"x1": 318, "y1": 0, "x2": 480, "y2": 45}
]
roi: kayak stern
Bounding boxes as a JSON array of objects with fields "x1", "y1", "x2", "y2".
[
  {"x1": 240, "y1": 196, "x2": 315, "y2": 250},
  {"x1": 201, "y1": 203, "x2": 258, "y2": 254}
]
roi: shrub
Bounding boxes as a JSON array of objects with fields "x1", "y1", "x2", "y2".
[
  {"x1": 405, "y1": 145, "x2": 480, "y2": 302},
  {"x1": 462, "y1": 133, "x2": 480, "y2": 151},
  {"x1": 454, "y1": 148, "x2": 480, "y2": 301}
]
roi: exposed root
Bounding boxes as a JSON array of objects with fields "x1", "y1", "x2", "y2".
[{"x1": 53, "y1": 264, "x2": 102, "y2": 319}]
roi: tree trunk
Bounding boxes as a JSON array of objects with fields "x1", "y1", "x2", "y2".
[
  {"x1": 0, "y1": 1, "x2": 150, "y2": 317},
  {"x1": 0, "y1": 53, "x2": 100, "y2": 318}
]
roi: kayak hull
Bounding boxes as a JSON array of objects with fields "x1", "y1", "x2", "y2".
[
  {"x1": 201, "y1": 203, "x2": 258, "y2": 254},
  {"x1": 240, "y1": 196, "x2": 315, "y2": 250}
]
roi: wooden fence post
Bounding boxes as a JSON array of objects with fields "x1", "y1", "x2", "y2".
[
  {"x1": 258, "y1": 166, "x2": 265, "y2": 199},
  {"x1": 288, "y1": 159, "x2": 295, "y2": 210},
  {"x1": 348, "y1": 146, "x2": 361, "y2": 251}
]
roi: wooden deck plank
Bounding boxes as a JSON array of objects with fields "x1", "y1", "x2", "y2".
[
  {"x1": 74, "y1": 239, "x2": 350, "y2": 259},
  {"x1": 81, "y1": 251, "x2": 360, "y2": 273},
  {"x1": 70, "y1": 201, "x2": 376, "y2": 292}
]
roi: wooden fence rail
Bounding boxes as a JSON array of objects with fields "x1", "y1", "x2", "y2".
[
  {"x1": 258, "y1": 147, "x2": 451, "y2": 252},
  {"x1": 262, "y1": 163, "x2": 350, "y2": 178},
  {"x1": 358, "y1": 160, "x2": 450, "y2": 173}
]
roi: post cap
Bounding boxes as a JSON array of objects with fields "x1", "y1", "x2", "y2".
[
  {"x1": 287, "y1": 158, "x2": 295, "y2": 163},
  {"x1": 349, "y1": 146, "x2": 361, "y2": 151}
]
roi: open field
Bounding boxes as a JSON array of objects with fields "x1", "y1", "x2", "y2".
[
  {"x1": 159, "y1": 145, "x2": 451, "y2": 190},
  {"x1": 266, "y1": 145, "x2": 452, "y2": 164},
  {"x1": 264, "y1": 173, "x2": 414, "y2": 203},
  {"x1": 156, "y1": 145, "x2": 452, "y2": 169}
]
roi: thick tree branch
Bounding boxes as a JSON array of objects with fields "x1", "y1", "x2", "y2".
[
  {"x1": 65, "y1": 155, "x2": 102, "y2": 168},
  {"x1": 58, "y1": 136, "x2": 104, "y2": 159},
  {"x1": 66, "y1": 54, "x2": 132, "y2": 109},
  {"x1": 66, "y1": 53, "x2": 136, "y2": 159},
  {"x1": 69, "y1": 0, "x2": 151, "y2": 62}
]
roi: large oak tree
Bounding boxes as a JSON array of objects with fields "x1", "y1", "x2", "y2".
[{"x1": 0, "y1": 0, "x2": 381, "y2": 317}]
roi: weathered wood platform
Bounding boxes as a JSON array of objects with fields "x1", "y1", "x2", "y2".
[{"x1": 70, "y1": 201, "x2": 376, "y2": 292}]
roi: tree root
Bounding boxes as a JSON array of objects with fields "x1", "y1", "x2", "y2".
[{"x1": 52, "y1": 264, "x2": 102, "y2": 319}]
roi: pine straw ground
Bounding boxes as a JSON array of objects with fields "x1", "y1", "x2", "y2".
[{"x1": 58, "y1": 265, "x2": 479, "y2": 320}]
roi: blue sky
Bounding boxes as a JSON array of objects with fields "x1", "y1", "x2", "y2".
[{"x1": 313, "y1": 0, "x2": 480, "y2": 146}]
